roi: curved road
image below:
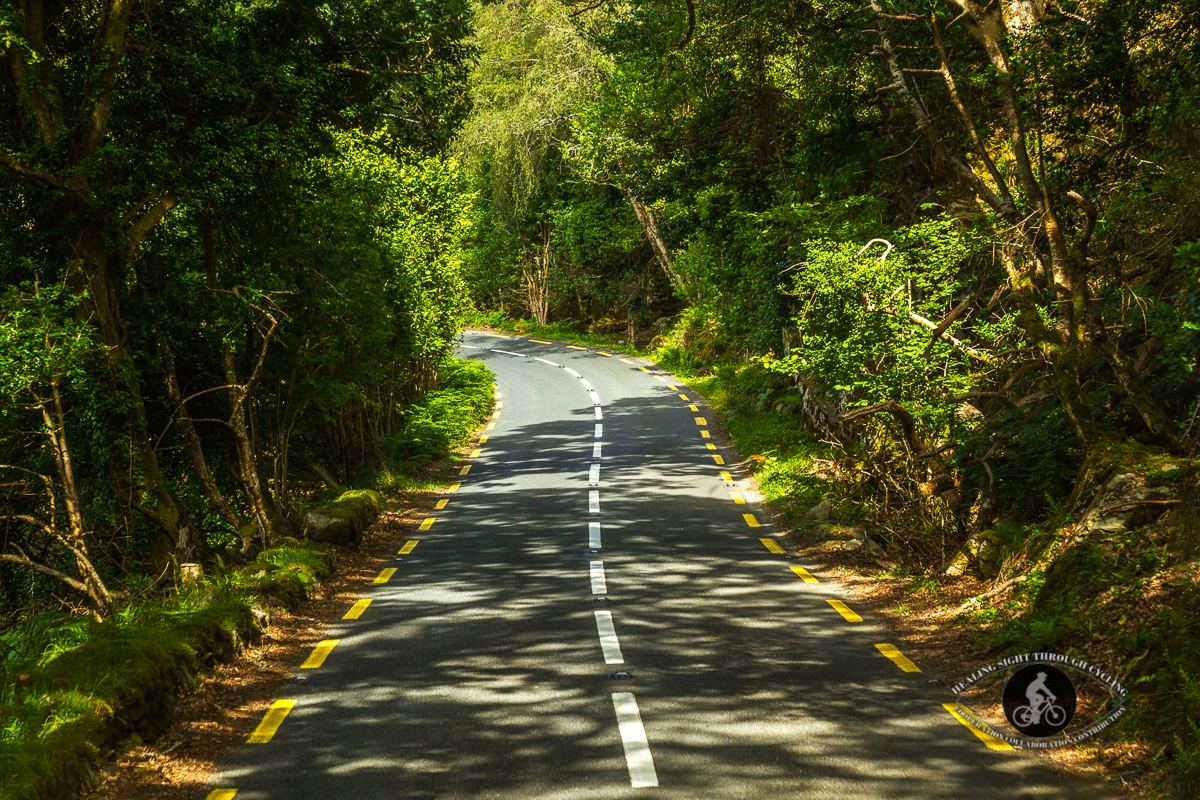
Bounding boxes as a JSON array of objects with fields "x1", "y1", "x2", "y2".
[{"x1": 206, "y1": 330, "x2": 1118, "y2": 799}]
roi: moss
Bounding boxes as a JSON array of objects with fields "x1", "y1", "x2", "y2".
[
  {"x1": 236, "y1": 507, "x2": 297, "y2": 545},
  {"x1": 303, "y1": 489, "x2": 381, "y2": 546},
  {"x1": 0, "y1": 596, "x2": 261, "y2": 800}
]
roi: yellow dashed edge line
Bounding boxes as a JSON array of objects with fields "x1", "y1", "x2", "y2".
[
  {"x1": 399, "y1": 540, "x2": 419, "y2": 554},
  {"x1": 729, "y1": 491, "x2": 745, "y2": 504},
  {"x1": 720, "y1": 471, "x2": 733, "y2": 483},
  {"x1": 447, "y1": 483, "x2": 461, "y2": 492},
  {"x1": 247, "y1": 699, "x2": 296, "y2": 743},
  {"x1": 343, "y1": 599, "x2": 371, "y2": 619},
  {"x1": 827, "y1": 599, "x2": 862, "y2": 622},
  {"x1": 743, "y1": 513, "x2": 760, "y2": 527},
  {"x1": 374, "y1": 568, "x2": 396, "y2": 584},
  {"x1": 712, "y1": 454, "x2": 725, "y2": 465},
  {"x1": 469, "y1": 449, "x2": 482, "y2": 458},
  {"x1": 760, "y1": 538, "x2": 784, "y2": 553},
  {"x1": 620, "y1": 359, "x2": 634, "y2": 364},
  {"x1": 790, "y1": 565, "x2": 818, "y2": 583},
  {"x1": 875, "y1": 643, "x2": 920, "y2": 673},
  {"x1": 529, "y1": 339, "x2": 551, "y2": 343},
  {"x1": 301, "y1": 639, "x2": 339, "y2": 669},
  {"x1": 206, "y1": 790, "x2": 238, "y2": 800},
  {"x1": 435, "y1": 499, "x2": 448, "y2": 509},
  {"x1": 459, "y1": 465, "x2": 471, "y2": 475},
  {"x1": 419, "y1": 517, "x2": 435, "y2": 531},
  {"x1": 941, "y1": 703, "x2": 1015, "y2": 750},
  {"x1": 694, "y1": 417, "x2": 707, "y2": 425}
]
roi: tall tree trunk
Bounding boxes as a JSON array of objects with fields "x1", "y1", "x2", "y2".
[
  {"x1": 41, "y1": 384, "x2": 114, "y2": 612},
  {"x1": 161, "y1": 337, "x2": 244, "y2": 534},
  {"x1": 224, "y1": 346, "x2": 274, "y2": 551},
  {"x1": 629, "y1": 194, "x2": 692, "y2": 301},
  {"x1": 71, "y1": 223, "x2": 202, "y2": 571}
]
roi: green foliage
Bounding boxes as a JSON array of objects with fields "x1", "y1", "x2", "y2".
[
  {"x1": 761, "y1": 209, "x2": 985, "y2": 426},
  {"x1": 384, "y1": 359, "x2": 496, "y2": 462}
]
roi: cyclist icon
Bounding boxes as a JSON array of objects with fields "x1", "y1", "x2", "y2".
[{"x1": 1012, "y1": 670, "x2": 1068, "y2": 728}]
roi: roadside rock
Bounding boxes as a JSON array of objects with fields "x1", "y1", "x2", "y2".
[
  {"x1": 1076, "y1": 471, "x2": 1176, "y2": 535},
  {"x1": 943, "y1": 530, "x2": 1007, "y2": 578},
  {"x1": 804, "y1": 499, "x2": 832, "y2": 522},
  {"x1": 304, "y1": 489, "x2": 382, "y2": 546}
]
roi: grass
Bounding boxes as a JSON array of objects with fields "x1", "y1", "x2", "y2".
[{"x1": 0, "y1": 539, "x2": 346, "y2": 800}]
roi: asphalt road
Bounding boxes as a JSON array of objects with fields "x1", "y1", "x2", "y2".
[{"x1": 205, "y1": 330, "x2": 1121, "y2": 799}]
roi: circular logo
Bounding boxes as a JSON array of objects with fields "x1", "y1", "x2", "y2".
[{"x1": 1003, "y1": 664, "x2": 1076, "y2": 738}]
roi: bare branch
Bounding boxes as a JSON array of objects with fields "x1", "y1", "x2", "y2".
[
  {"x1": 125, "y1": 195, "x2": 178, "y2": 260},
  {"x1": 0, "y1": 547, "x2": 91, "y2": 596},
  {"x1": 855, "y1": 238, "x2": 894, "y2": 261},
  {"x1": 922, "y1": 293, "x2": 976, "y2": 359},
  {"x1": 1067, "y1": 190, "x2": 1098, "y2": 254},
  {"x1": 675, "y1": 0, "x2": 696, "y2": 49},
  {"x1": 931, "y1": 13, "x2": 1016, "y2": 215},
  {"x1": 0, "y1": 147, "x2": 64, "y2": 187}
]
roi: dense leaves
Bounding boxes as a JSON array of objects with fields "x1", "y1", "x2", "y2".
[{"x1": 1, "y1": 0, "x2": 474, "y2": 614}]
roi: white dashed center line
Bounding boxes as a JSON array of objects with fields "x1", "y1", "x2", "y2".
[
  {"x1": 591, "y1": 561, "x2": 608, "y2": 594},
  {"x1": 594, "y1": 610, "x2": 624, "y2": 663},
  {"x1": 612, "y1": 693, "x2": 659, "y2": 788}
]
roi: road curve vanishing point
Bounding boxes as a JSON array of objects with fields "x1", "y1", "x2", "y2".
[{"x1": 204, "y1": 330, "x2": 1121, "y2": 799}]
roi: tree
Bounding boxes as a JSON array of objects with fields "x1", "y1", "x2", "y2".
[{"x1": 2, "y1": 0, "x2": 474, "y2": 578}]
